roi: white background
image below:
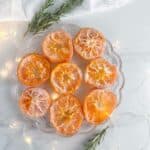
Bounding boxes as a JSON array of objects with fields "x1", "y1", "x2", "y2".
[{"x1": 0, "y1": 0, "x2": 150, "y2": 150}]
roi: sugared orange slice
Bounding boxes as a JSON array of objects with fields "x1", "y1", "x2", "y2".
[
  {"x1": 85, "y1": 58, "x2": 117, "y2": 88},
  {"x1": 42, "y1": 30, "x2": 73, "y2": 63},
  {"x1": 17, "y1": 53, "x2": 50, "y2": 87},
  {"x1": 74, "y1": 28, "x2": 106, "y2": 60},
  {"x1": 51, "y1": 63, "x2": 82, "y2": 94},
  {"x1": 83, "y1": 89, "x2": 117, "y2": 125},
  {"x1": 19, "y1": 87, "x2": 51, "y2": 118},
  {"x1": 50, "y1": 94, "x2": 83, "y2": 136}
]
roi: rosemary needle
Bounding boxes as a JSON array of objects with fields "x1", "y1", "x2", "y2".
[
  {"x1": 84, "y1": 127, "x2": 109, "y2": 150},
  {"x1": 25, "y1": 0, "x2": 84, "y2": 35}
]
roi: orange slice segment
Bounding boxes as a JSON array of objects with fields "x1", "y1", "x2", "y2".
[
  {"x1": 51, "y1": 63, "x2": 82, "y2": 94},
  {"x1": 85, "y1": 58, "x2": 117, "y2": 88},
  {"x1": 17, "y1": 53, "x2": 51, "y2": 87},
  {"x1": 74, "y1": 28, "x2": 106, "y2": 60},
  {"x1": 19, "y1": 87, "x2": 51, "y2": 118},
  {"x1": 50, "y1": 94, "x2": 83, "y2": 136},
  {"x1": 42, "y1": 30, "x2": 73, "y2": 63},
  {"x1": 83, "y1": 89, "x2": 117, "y2": 125}
]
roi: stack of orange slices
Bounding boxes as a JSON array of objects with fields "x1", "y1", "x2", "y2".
[{"x1": 17, "y1": 28, "x2": 118, "y2": 136}]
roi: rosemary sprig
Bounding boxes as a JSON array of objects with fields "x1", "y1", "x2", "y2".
[
  {"x1": 84, "y1": 127, "x2": 109, "y2": 150},
  {"x1": 25, "y1": 0, "x2": 84, "y2": 35},
  {"x1": 24, "y1": 0, "x2": 54, "y2": 35}
]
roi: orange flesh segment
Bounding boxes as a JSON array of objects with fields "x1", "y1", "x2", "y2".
[
  {"x1": 50, "y1": 94, "x2": 83, "y2": 136},
  {"x1": 84, "y1": 89, "x2": 117, "y2": 125},
  {"x1": 74, "y1": 28, "x2": 106, "y2": 60},
  {"x1": 85, "y1": 58, "x2": 117, "y2": 88},
  {"x1": 17, "y1": 53, "x2": 50, "y2": 86},
  {"x1": 19, "y1": 88, "x2": 51, "y2": 118},
  {"x1": 42, "y1": 30, "x2": 73, "y2": 63},
  {"x1": 51, "y1": 63, "x2": 82, "y2": 94}
]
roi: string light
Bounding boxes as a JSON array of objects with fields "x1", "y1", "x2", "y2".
[
  {"x1": 15, "y1": 57, "x2": 21, "y2": 63},
  {"x1": 52, "y1": 147, "x2": 56, "y2": 150},
  {"x1": 51, "y1": 141, "x2": 58, "y2": 150},
  {"x1": 0, "y1": 69, "x2": 8, "y2": 78},
  {"x1": 24, "y1": 136, "x2": 32, "y2": 145},
  {"x1": 0, "y1": 31, "x2": 7, "y2": 39}
]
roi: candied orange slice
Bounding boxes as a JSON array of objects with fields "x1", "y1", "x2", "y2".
[
  {"x1": 51, "y1": 63, "x2": 82, "y2": 94},
  {"x1": 42, "y1": 30, "x2": 73, "y2": 63},
  {"x1": 19, "y1": 87, "x2": 51, "y2": 118},
  {"x1": 17, "y1": 53, "x2": 50, "y2": 86},
  {"x1": 74, "y1": 28, "x2": 106, "y2": 60},
  {"x1": 50, "y1": 94, "x2": 83, "y2": 136},
  {"x1": 85, "y1": 58, "x2": 117, "y2": 88},
  {"x1": 83, "y1": 89, "x2": 117, "y2": 125}
]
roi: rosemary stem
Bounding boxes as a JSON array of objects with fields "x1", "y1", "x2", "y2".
[
  {"x1": 25, "y1": 0, "x2": 84, "y2": 35},
  {"x1": 84, "y1": 126, "x2": 109, "y2": 150}
]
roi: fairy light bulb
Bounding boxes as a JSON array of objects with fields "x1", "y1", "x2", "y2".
[
  {"x1": 0, "y1": 31, "x2": 7, "y2": 39},
  {"x1": 0, "y1": 69, "x2": 8, "y2": 78},
  {"x1": 15, "y1": 57, "x2": 21, "y2": 63},
  {"x1": 24, "y1": 136, "x2": 32, "y2": 145}
]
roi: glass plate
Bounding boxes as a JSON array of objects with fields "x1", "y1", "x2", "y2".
[{"x1": 13, "y1": 23, "x2": 125, "y2": 134}]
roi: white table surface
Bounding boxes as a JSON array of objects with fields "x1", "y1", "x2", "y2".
[{"x1": 0, "y1": 0, "x2": 150, "y2": 150}]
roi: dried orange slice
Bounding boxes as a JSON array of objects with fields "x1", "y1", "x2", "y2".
[
  {"x1": 51, "y1": 63, "x2": 82, "y2": 94},
  {"x1": 74, "y1": 28, "x2": 106, "y2": 60},
  {"x1": 83, "y1": 89, "x2": 117, "y2": 125},
  {"x1": 50, "y1": 94, "x2": 83, "y2": 136},
  {"x1": 85, "y1": 58, "x2": 117, "y2": 88},
  {"x1": 17, "y1": 53, "x2": 50, "y2": 86},
  {"x1": 19, "y1": 87, "x2": 51, "y2": 118},
  {"x1": 42, "y1": 30, "x2": 73, "y2": 63}
]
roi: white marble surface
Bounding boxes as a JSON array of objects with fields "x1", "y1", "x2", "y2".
[{"x1": 0, "y1": 0, "x2": 150, "y2": 150}]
